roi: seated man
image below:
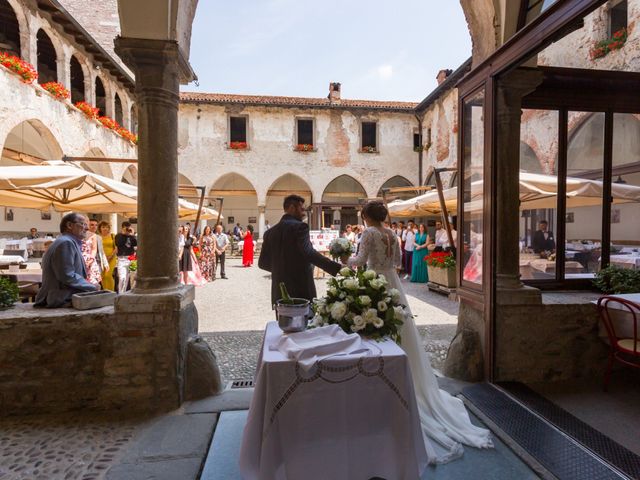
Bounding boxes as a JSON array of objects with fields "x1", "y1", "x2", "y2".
[
  {"x1": 34, "y1": 212, "x2": 97, "y2": 308},
  {"x1": 27, "y1": 227, "x2": 39, "y2": 239}
]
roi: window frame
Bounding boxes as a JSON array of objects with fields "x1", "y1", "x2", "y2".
[
  {"x1": 608, "y1": 0, "x2": 627, "y2": 37},
  {"x1": 360, "y1": 120, "x2": 379, "y2": 153},
  {"x1": 227, "y1": 114, "x2": 249, "y2": 148},
  {"x1": 295, "y1": 117, "x2": 316, "y2": 151}
]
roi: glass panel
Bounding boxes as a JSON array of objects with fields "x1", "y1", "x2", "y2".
[
  {"x1": 524, "y1": 0, "x2": 559, "y2": 26},
  {"x1": 610, "y1": 113, "x2": 640, "y2": 270},
  {"x1": 461, "y1": 89, "x2": 484, "y2": 285},
  {"x1": 565, "y1": 112, "x2": 605, "y2": 278},
  {"x1": 519, "y1": 110, "x2": 559, "y2": 281}
]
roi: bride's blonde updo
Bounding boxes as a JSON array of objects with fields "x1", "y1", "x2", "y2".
[{"x1": 361, "y1": 201, "x2": 388, "y2": 223}]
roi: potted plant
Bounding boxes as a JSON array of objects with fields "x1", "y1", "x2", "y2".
[
  {"x1": 74, "y1": 101, "x2": 99, "y2": 119},
  {"x1": 425, "y1": 251, "x2": 456, "y2": 288},
  {"x1": 590, "y1": 27, "x2": 628, "y2": 60},
  {"x1": 128, "y1": 254, "x2": 137, "y2": 289},
  {"x1": 294, "y1": 143, "x2": 314, "y2": 152},
  {"x1": 0, "y1": 276, "x2": 19, "y2": 309},
  {"x1": 593, "y1": 266, "x2": 640, "y2": 339},
  {"x1": 360, "y1": 145, "x2": 377, "y2": 153}
]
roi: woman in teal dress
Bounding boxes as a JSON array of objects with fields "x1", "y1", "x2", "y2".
[{"x1": 411, "y1": 223, "x2": 430, "y2": 283}]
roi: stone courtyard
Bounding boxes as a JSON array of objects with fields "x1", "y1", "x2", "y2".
[{"x1": 195, "y1": 256, "x2": 459, "y2": 383}]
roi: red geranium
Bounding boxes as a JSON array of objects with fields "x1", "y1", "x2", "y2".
[
  {"x1": 116, "y1": 126, "x2": 138, "y2": 144},
  {"x1": 590, "y1": 28, "x2": 628, "y2": 60},
  {"x1": 425, "y1": 251, "x2": 456, "y2": 269},
  {"x1": 229, "y1": 141, "x2": 248, "y2": 150},
  {"x1": 0, "y1": 52, "x2": 37, "y2": 83},
  {"x1": 41, "y1": 81, "x2": 70, "y2": 100},
  {"x1": 75, "y1": 101, "x2": 99, "y2": 119},
  {"x1": 99, "y1": 116, "x2": 120, "y2": 130},
  {"x1": 294, "y1": 143, "x2": 314, "y2": 152},
  {"x1": 127, "y1": 254, "x2": 137, "y2": 261}
]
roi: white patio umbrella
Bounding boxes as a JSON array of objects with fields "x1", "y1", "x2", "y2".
[
  {"x1": 0, "y1": 161, "x2": 221, "y2": 219},
  {"x1": 388, "y1": 172, "x2": 640, "y2": 217}
]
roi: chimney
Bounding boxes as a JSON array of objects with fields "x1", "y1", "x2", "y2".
[
  {"x1": 436, "y1": 69, "x2": 453, "y2": 85},
  {"x1": 328, "y1": 82, "x2": 341, "y2": 102}
]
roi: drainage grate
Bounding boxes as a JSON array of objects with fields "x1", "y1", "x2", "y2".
[{"x1": 229, "y1": 379, "x2": 254, "y2": 389}]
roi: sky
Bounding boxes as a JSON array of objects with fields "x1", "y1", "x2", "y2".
[{"x1": 183, "y1": 0, "x2": 472, "y2": 102}]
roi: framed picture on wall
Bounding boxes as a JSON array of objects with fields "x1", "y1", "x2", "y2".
[
  {"x1": 612, "y1": 209, "x2": 621, "y2": 224},
  {"x1": 4, "y1": 208, "x2": 14, "y2": 221},
  {"x1": 228, "y1": 216, "x2": 235, "y2": 224},
  {"x1": 248, "y1": 216, "x2": 257, "y2": 224},
  {"x1": 566, "y1": 212, "x2": 574, "y2": 223},
  {"x1": 41, "y1": 211, "x2": 52, "y2": 220}
]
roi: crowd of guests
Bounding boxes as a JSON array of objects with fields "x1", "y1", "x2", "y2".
[{"x1": 340, "y1": 219, "x2": 457, "y2": 284}]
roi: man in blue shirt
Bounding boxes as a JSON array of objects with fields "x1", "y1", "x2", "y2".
[{"x1": 35, "y1": 212, "x2": 97, "y2": 307}]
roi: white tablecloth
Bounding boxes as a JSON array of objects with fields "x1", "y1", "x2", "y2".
[
  {"x1": 0, "y1": 255, "x2": 25, "y2": 265},
  {"x1": 609, "y1": 254, "x2": 640, "y2": 269},
  {"x1": 239, "y1": 322, "x2": 427, "y2": 480},
  {"x1": 1, "y1": 270, "x2": 42, "y2": 283}
]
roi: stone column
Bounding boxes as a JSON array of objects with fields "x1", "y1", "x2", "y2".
[
  {"x1": 258, "y1": 205, "x2": 266, "y2": 240},
  {"x1": 332, "y1": 207, "x2": 341, "y2": 230},
  {"x1": 495, "y1": 70, "x2": 543, "y2": 305},
  {"x1": 114, "y1": 38, "x2": 181, "y2": 292},
  {"x1": 57, "y1": 49, "x2": 71, "y2": 88}
]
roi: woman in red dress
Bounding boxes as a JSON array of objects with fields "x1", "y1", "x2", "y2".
[{"x1": 242, "y1": 225, "x2": 254, "y2": 267}]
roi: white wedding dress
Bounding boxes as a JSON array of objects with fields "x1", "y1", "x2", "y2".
[{"x1": 348, "y1": 226, "x2": 493, "y2": 464}]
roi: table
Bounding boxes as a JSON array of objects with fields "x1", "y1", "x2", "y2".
[
  {"x1": 0, "y1": 255, "x2": 25, "y2": 265},
  {"x1": 519, "y1": 256, "x2": 584, "y2": 279},
  {"x1": 1, "y1": 270, "x2": 42, "y2": 283},
  {"x1": 609, "y1": 254, "x2": 640, "y2": 270},
  {"x1": 239, "y1": 322, "x2": 428, "y2": 480}
]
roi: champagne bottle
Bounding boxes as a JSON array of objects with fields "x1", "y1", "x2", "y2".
[{"x1": 279, "y1": 282, "x2": 293, "y2": 304}]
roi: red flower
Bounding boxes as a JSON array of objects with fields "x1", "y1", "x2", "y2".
[
  {"x1": 75, "y1": 101, "x2": 99, "y2": 119},
  {"x1": 0, "y1": 52, "x2": 37, "y2": 83},
  {"x1": 229, "y1": 141, "x2": 248, "y2": 150},
  {"x1": 99, "y1": 116, "x2": 120, "y2": 130},
  {"x1": 127, "y1": 254, "x2": 137, "y2": 261},
  {"x1": 41, "y1": 81, "x2": 70, "y2": 100},
  {"x1": 294, "y1": 144, "x2": 314, "y2": 152}
]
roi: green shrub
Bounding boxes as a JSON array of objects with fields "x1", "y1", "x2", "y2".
[
  {"x1": 0, "y1": 276, "x2": 19, "y2": 309},
  {"x1": 593, "y1": 265, "x2": 640, "y2": 294}
]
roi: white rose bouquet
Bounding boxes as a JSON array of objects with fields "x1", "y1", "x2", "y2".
[
  {"x1": 328, "y1": 237, "x2": 355, "y2": 260},
  {"x1": 311, "y1": 268, "x2": 407, "y2": 342}
]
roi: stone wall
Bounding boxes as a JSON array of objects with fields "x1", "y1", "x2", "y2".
[
  {"x1": 0, "y1": 287, "x2": 197, "y2": 416},
  {"x1": 494, "y1": 302, "x2": 608, "y2": 383}
]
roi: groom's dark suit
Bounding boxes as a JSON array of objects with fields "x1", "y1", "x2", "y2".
[{"x1": 259, "y1": 214, "x2": 341, "y2": 304}]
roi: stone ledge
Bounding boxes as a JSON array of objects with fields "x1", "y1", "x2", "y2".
[
  {"x1": 0, "y1": 303, "x2": 114, "y2": 322},
  {"x1": 115, "y1": 285, "x2": 195, "y2": 313}
]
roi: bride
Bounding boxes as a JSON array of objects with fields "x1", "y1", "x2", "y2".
[{"x1": 347, "y1": 201, "x2": 493, "y2": 464}]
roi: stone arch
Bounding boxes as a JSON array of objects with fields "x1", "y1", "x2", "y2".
[
  {"x1": 567, "y1": 112, "x2": 605, "y2": 176},
  {"x1": 209, "y1": 173, "x2": 258, "y2": 230},
  {"x1": 95, "y1": 76, "x2": 107, "y2": 117},
  {"x1": 36, "y1": 28, "x2": 57, "y2": 83},
  {"x1": 178, "y1": 172, "x2": 199, "y2": 199},
  {"x1": 69, "y1": 54, "x2": 85, "y2": 103},
  {"x1": 130, "y1": 104, "x2": 138, "y2": 134},
  {"x1": 1, "y1": 118, "x2": 63, "y2": 164},
  {"x1": 265, "y1": 173, "x2": 312, "y2": 226},
  {"x1": 121, "y1": 164, "x2": 138, "y2": 185},
  {"x1": 377, "y1": 175, "x2": 413, "y2": 198},
  {"x1": 520, "y1": 141, "x2": 544, "y2": 173},
  {"x1": 114, "y1": 92, "x2": 123, "y2": 125},
  {"x1": 321, "y1": 174, "x2": 367, "y2": 204},
  {"x1": 0, "y1": 0, "x2": 21, "y2": 57}
]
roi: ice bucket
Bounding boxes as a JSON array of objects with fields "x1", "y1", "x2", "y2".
[{"x1": 275, "y1": 298, "x2": 310, "y2": 333}]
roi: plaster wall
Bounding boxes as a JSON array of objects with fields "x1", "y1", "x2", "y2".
[{"x1": 178, "y1": 103, "x2": 419, "y2": 225}]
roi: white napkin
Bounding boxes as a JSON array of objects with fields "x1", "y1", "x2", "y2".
[{"x1": 271, "y1": 324, "x2": 367, "y2": 370}]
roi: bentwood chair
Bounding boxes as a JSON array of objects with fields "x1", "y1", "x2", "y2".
[{"x1": 597, "y1": 296, "x2": 640, "y2": 391}]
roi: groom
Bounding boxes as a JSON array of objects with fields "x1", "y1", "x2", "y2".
[{"x1": 259, "y1": 194, "x2": 341, "y2": 304}]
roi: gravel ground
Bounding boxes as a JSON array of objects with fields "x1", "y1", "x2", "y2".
[{"x1": 195, "y1": 257, "x2": 459, "y2": 383}]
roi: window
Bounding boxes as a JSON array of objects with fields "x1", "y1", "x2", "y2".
[
  {"x1": 609, "y1": 0, "x2": 627, "y2": 36},
  {"x1": 229, "y1": 116, "x2": 247, "y2": 148},
  {"x1": 361, "y1": 121, "x2": 377, "y2": 152},
  {"x1": 413, "y1": 131, "x2": 421, "y2": 150},
  {"x1": 296, "y1": 119, "x2": 314, "y2": 149}
]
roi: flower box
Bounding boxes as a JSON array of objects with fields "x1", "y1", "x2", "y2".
[
  {"x1": 360, "y1": 146, "x2": 377, "y2": 153},
  {"x1": 590, "y1": 28, "x2": 627, "y2": 60},
  {"x1": 427, "y1": 265, "x2": 456, "y2": 288},
  {"x1": 0, "y1": 52, "x2": 37, "y2": 83},
  {"x1": 294, "y1": 143, "x2": 314, "y2": 152},
  {"x1": 75, "y1": 101, "x2": 99, "y2": 119},
  {"x1": 229, "y1": 141, "x2": 248, "y2": 150},
  {"x1": 41, "y1": 81, "x2": 70, "y2": 100}
]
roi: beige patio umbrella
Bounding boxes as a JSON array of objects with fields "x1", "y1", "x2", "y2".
[
  {"x1": 0, "y1": 161, "x2": 221, "y2": 219},
  {"x1": 388, "y1": 172, "x2": 640, "y2": 217}
]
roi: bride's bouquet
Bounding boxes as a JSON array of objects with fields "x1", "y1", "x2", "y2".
[
  {"x1": 328, "y1": 237, "x2": 355, "y2": 259},
  {"x1": 311, "y1": 268, "x2": 407, "y2": 342}
]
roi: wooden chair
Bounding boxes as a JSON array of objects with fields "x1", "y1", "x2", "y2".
[{"x1": 597, "y1": 296, "x2": 640, "y2": 391}]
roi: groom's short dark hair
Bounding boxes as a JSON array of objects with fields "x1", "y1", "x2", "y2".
[{"x1": 283, "y1": 195, "x2": 305, "y2": 210}]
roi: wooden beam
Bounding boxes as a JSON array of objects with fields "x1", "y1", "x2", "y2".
[
  {"x1": 63, "y1": 156, "x2": 137, "y2": 163},
  {"x1": 2, "y1": 148, "x2": 43, "y2": 165}
]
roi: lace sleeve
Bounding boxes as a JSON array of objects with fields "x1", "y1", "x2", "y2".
[{"x1": 348, "y1": 229, "x2": 372, "y2": 268}]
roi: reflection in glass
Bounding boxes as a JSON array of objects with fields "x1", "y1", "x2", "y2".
[
  {"x1": 610, "y1": 113, "x2": 640, "y2": 271},
  {"x1": 566, "y1": 112, "x2": 605, "y2": 278},
  {"x1": 461, "y1": 90, "x2": 484, "y2": 285},
  {"x1": 519, "y1": 110, "x2": 559, "y2": 281},
  {"x1": 524, "y1": 0, "x2": 560, "y2": 26}
]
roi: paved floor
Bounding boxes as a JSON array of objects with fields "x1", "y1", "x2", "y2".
[{"x1": 195, "y1": 257, "x2": 459, "y2": 383}]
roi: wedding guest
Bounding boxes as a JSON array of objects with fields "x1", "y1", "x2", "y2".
[
  {"x1": 214, "y1": 224, "x2": 229, "y2": 279},
  {"x1": 242, "y1": 225, "x2": 255, "y2": 267},
  {"x1": 115, "y1": 221, "x2": 137, "y2": 293},
  {"x1": 89, "y1": 219, "x2": 108, "y2": 276},
  {"x1": 35, "y1": 213, "x2": 97, "y2": 307},
  {"x1": 264, "y1": 220, "x2": 271, "y2": 231},
  {"x1": 27, "y1": 227, "x2": 39, "y2": 239},
  {"x1": 233, "y1": 223, "x2": 242, "y2": 241},
  {"x1": 402, "y1": 220, "x2": 416, "y2": 279},
  {"x1": 81, "y1": 220, "x2": 102, "y2": 287},
  {"x1": 179, "y1": 224, "x2": 196, "y2": 284},
  {"x1": 199, "y1": 225, "x2": 216, "y2": 281},
  {"x1": 397, "y1": 221, "x2": 406, "y2": 271},
  {"x1": 98, "y1": 221, "x2": 117, "y2": 291},
  {"x1": 411, "y1": 224, "x2": 430, "y2": 283},
  {"x1": 344, "y1": 224, "x2": 356, "y2": 245},
  {"x1": 434, "y1": 220, "x2": 458, "y2": 251}
]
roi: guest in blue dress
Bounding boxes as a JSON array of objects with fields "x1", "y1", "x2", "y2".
[{"x1": 411, "y1": 224, "x2": 430, "y2": 283}]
